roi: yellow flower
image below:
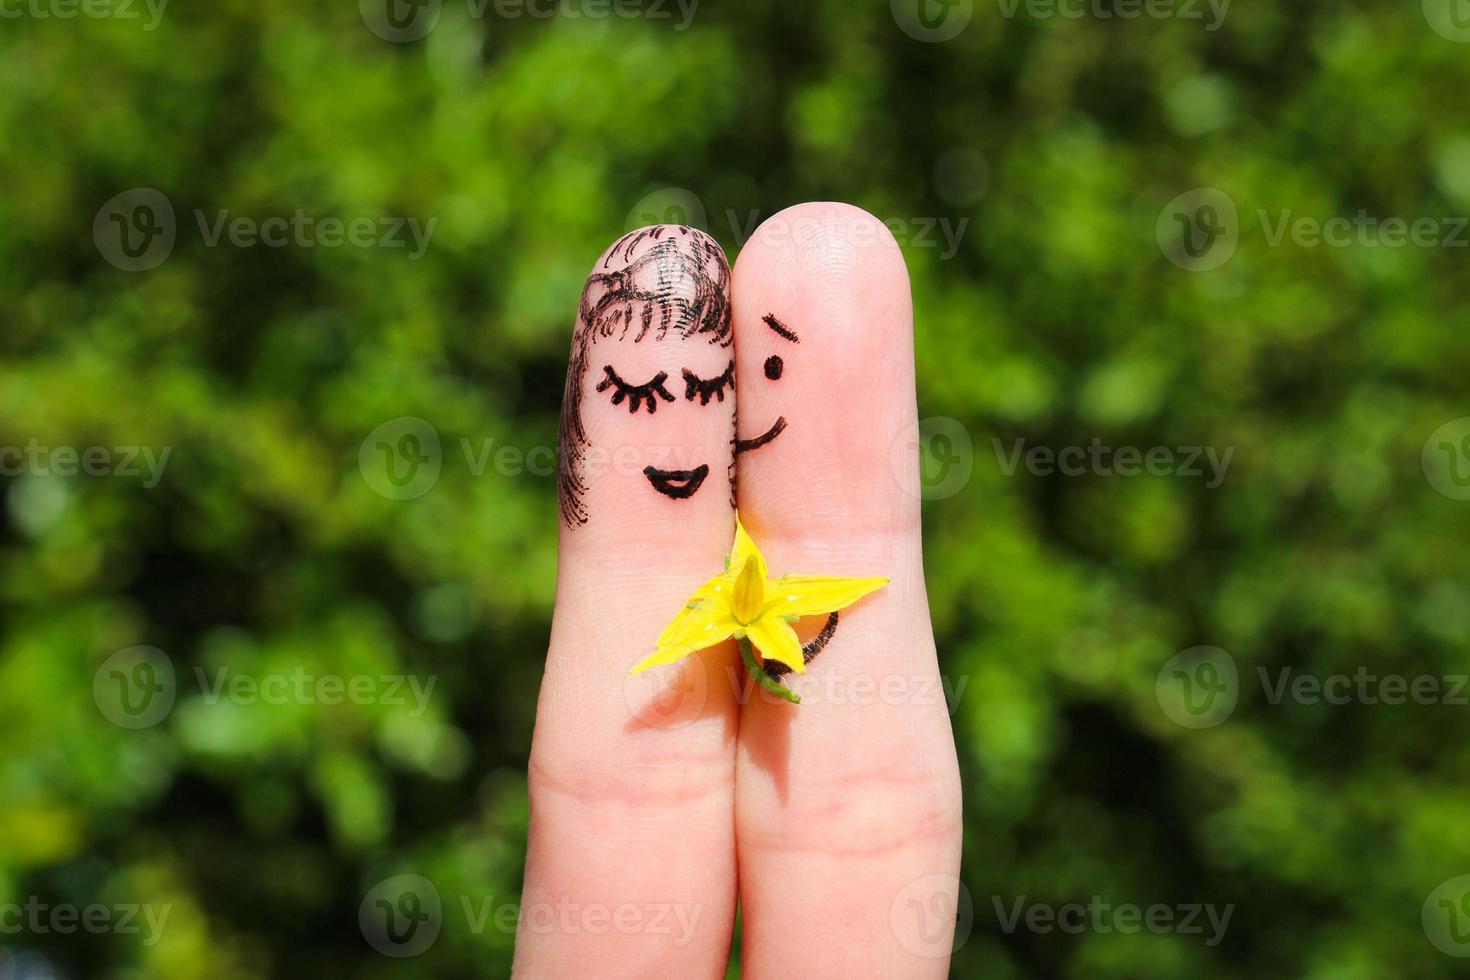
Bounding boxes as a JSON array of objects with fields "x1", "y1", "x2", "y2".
[{"x1": 629, "y1": 517, "x2": 888, "y2": 687}]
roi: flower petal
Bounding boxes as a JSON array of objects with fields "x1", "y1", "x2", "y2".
[
  {"x1": 629, "y1": 644, "x2": 696, "y2": 675},
  {"x1": 762, "y1": 574, "x2": 888, "y2": 620},
  {"x1": 655, "y1": 591, "x2": 740, "y2": 652},
  {"x1": 731, "y1": 556, "x2": 766, "y2": 624},
  {"x1": 730, "y1": 516, "x2": 768, "y2": 581},
  {"x1": 746, "y1": 614, "x2": 805, "y2": 674}
]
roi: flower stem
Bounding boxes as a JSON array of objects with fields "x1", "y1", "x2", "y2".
[{"x1": 738, "y1": 637, "x2": 800, "y2": 704}]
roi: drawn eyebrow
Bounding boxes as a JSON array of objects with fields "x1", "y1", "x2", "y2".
[{"x1": 762, "y1": 313, "x2": 800, "y2": 343}]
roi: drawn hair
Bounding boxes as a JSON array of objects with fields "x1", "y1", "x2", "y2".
[{"x1": 557, "y1": 226, "x2": 732, "y2": 528}]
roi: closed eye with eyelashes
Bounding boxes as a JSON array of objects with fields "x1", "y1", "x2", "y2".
[
  {"x1": 682, "y1": 359, "x2": 735, "y2": 405},
  {"x1": 597, "y1": 364, "x2": 676, "y2": 414}
]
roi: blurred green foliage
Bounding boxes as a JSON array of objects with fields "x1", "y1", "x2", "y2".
[{"x1": 3, "y1": 0, "x2": 1470, "y2": 976}]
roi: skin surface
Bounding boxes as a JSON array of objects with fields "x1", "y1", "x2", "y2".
[
  {"x1": 520, "y1": 227, "x2": 741, "y2": 978},
  {"x1": 516, "y1": 205, "x2": 963, "y2": 978}
]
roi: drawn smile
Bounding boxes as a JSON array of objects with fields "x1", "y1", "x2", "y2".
[
  {"x1": 643, "y1": 464, "x2": 710, "y2": 499},
  {"x1": 735, "y1": 417, "x2": 788, "y2": 455}
]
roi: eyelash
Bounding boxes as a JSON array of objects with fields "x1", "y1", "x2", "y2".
[
  {"x1": 682, "y1": 360, "x2": 735, "y2": 405},
  {"x1": 597, "y1": 365, "x2": 675, "y2": 414}
]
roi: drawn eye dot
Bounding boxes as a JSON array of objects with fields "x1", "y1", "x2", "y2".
[{"x1": 764, "y1": 355, "x2": 783, "y2": 381}]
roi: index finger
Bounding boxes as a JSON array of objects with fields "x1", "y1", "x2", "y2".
[
  {"x1": 515, "y1": 226, "x2": 741, "y2": 977},
  {"x1": 729, "y1": 203, "x2": 964, "y2": 976}
]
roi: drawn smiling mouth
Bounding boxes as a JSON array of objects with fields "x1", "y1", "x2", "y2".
[
  {"x1": 643, "y1": 464, "x2": 710, "y2": 499},
  {"x1": 735, "y1": 417, "x2": 788, "y2": 455}
]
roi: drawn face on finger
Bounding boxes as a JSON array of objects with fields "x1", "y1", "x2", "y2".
[
  {"x1": 558, "y1": 227, "x2": 734, "y2": 528},
  {"x1": 735, "y1": 313, "x2": 799, "y2": 456}
]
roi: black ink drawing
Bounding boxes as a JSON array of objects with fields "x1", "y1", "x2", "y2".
[
  {"x1": 642, "y1": 464, "x2": 710, "y2": 500},
  {"x1": 597, "y1": 366, "x2": 675, "y2": 414},
  {"x1": 734, "y1": 312, "x2": 800, "y2": 456},
  {"x1": 762, "y1": 612, "x2": 840, "y2": 679},
  {"x1": 683, "y1": 360, "x2": 735, "y2": 405},
  {"x1": 761, "y1": 312, "x2": 799, "y2": 342},
  {"x1": 735, "y1": 314, "x2": 846, "y2": 675},
  {"x1": 558, "y1": 227, "x2": 733, "y2": 526},
  {"x1": 734, "y1": 417, "x2": 787, "y2": 454}
]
